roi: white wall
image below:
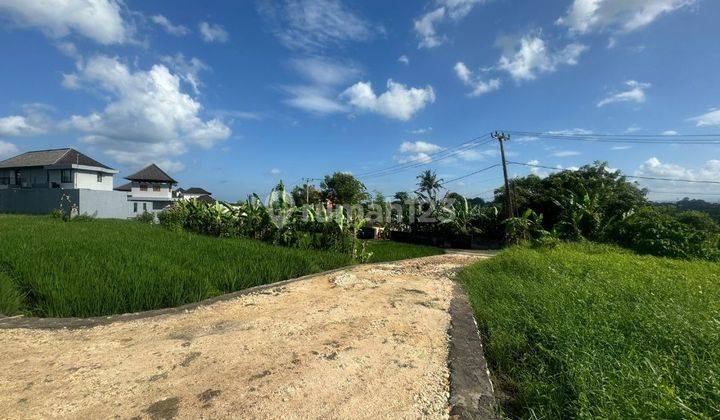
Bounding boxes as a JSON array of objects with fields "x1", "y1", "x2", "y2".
[
  {"x1": 74, "y1": 170, "x2": 114, "y2": 191},
  {"x1": 130, "y1": 182, "x2": 172, "y2": 199}
]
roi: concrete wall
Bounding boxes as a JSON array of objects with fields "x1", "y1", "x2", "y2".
[
  {"x1": 0, "y1": 188, "x2": 76, "y2": 214},
  {"x1": 130, "y1": 183, "x2": 173, "y2": 199},
  {"x1": 0, "y1": 188, "x2": 134, "y2": 219}
]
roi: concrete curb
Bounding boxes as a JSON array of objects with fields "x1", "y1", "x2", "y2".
[{"x1": 448, "y1": 282, "x2": 498, "y2": 419}]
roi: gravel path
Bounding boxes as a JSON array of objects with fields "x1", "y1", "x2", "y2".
[{"x1": 0, "y1": 253, "x2": 486, "y2": 419}]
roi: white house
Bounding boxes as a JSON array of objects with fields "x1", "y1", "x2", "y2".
[
  {"x1": 174, "y1": 186, "x2": 215, "y2": 203},
  {"x1": 114, "y1": 164, "x2": 178, "y2": 215},
  {"x1": 0, "y1": 148, "x2": 118, "y2": 190}
]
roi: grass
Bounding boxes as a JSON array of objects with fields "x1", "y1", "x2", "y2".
[
  {"x1": 0, "y1": 215, "x2": 441, "y2": 318},
  {"x1": 459, "y1": 242, "x2": 720, "y2": 418},
  {"x1": 363, "y1": 240, "x2": 444, "y2": 263}
]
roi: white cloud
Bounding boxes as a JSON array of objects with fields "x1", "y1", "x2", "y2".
[
  {"x1": 284, "y1": 85, "x2": 348, "y2": 114},
  {"x1": 636, "y1": 157, "x2": 720, "y2": 200},
  {"x1": 270, "y1": 168, "x2": 282, "y2": 175},
  {"x1": 257, "y1": 0, "x2": 378, "y2": 51},
  {"x1": 160, "y1": 54, "x2": 209, "y2": 95},
  {"x1": 410, "y1": 127, "x2": 432, "y2": 134},
  {"x1": 611, "y1": 145, "x2": 633, "y2": 150},
  {"x1": 0, "y1": 115, "x2": 44, "y2": 136},
  {"x1": 453, "y1": 62, "x2": 501, "y2": 96},
  {"x1": 342, "y1": 80, "x2": 435, "y2": 120},
  {"x1": 547, "y1": 128, "x2": 594, "y2": 135},
  {"x1": 152, "y1": 14, "x2": 188, "y2": 36},
  {"x1": 557, "y1": 0, "x2": 695, "y2": 35},
  {"x1": 552, "y1": 150, "x2": 581, "y2": 157},
  {"x1": 283, "y1": 57, "x2": 360, "y2": 115},
  {"x1": 414, "y1": 0, "x2": 485, "y2": 48},
  {"x1": 0, "y1": 140, "x2": 19, "y2": 159},
  {"x1": 497, "y1": 36, "x2": 587, "y2": 81},
  {"x1": 597, "y1": 80, "x2": 650, "y2": 107},
  {"x1": 414, "y1": 7, "x2": 446, "y2": 48},
  {"x1": 515, "y1": 135, "x2": 539, "y2": 143},
  {"x1": 399, "y1": 140, "x2": 443, "y2": 154},
  {"x1": 398, "y1": 55, "x2": 410, "y2": 65},
  {"x1": 61, "y1": 55, "x2": 230, "y2": 169},
  {"x1": 0, "y1": 0, "x2": 130, "y2": 44},
  {"x1": 689, "y1": 108, "x2": 720, "y2": 127},
  {"x1": 662, "y1": 130, "x2": 679, "y2": 135},
  {"x1": 198, "y1": 21, "x2": 228, "y2": 43},
  {"x1": 626, "y1": 124, "x2": 641, "y2": 133}
]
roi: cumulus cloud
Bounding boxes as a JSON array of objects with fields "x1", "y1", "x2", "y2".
[
  {"x1": 0, "y1": 0, "x2": 130, "y2": 44},
  {"x1": 662, "y1": 130, "x2": 679, "y2": 135},
  {"x1": 270, "y1": 168, "x2": 282, "y2": 175},
  {"x1": 453, "y1": 62, "x2": 501, "y2": 96},
  {"x1": 198, "y1": 21, "x2": 228, "y2": 43},
  {"x1": 257, "y1": 0, "x2": 378, "y2": 51},
  {"x1": 557, "y1": 0, "x2": 695, "y2": 35},
  {"x1": 636, "y1": 157, "x2": 720, "y2": 200},
  {"x1": 152, "y1": 14, "x2": 188, "y2": 36},
  {"x1": 689, "y1": 108, "x2": 720, "y2": 127},
  {"x1": 0, "y1": 115, "x2": 44, "y2": 137},
  {"x1": 597, "y1": 80, "x2": 650, "y2": 107},
  {"x1": 497, "y1": 35, "x2": 587, "y2": 82},
  {"x1": 396, "y1": 140, "x2": 442, "y2": 163},
  {"x1": 414, "y1": 0, "x2": 485, "y2": 48},
  {"x1": 61, "y1": 55, "x2": 230, "y2": 169},
  {"x1": 0, "y1": 140, "x2": 19, "y2": 159},
  {"x1": 342, "y1": 80, "x2": 435, "y2": 121},
  {"x1": 398, "y1": 55, "x2": 410, "y2": 65}
]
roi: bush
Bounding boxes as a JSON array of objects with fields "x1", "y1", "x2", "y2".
[
  {"x1": 135, "y1": 211, "x2": 155, "y2": 224},
  {"x1": 605, "y1": 207, "x2": 719, "y2": 261},
  {"x1": 158, "y1": 204, "x2": 189, "y2": 232},
  {"x1": 675, "y1": 210, "x2": 720, "y2": 233}
]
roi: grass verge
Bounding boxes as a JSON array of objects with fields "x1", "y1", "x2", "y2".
[
  {"x1": 459, "y1": 242, "x2": 720, "y2": 418},
  {"x1": 0, "y1": 215, "x2": 442, "y2": 318}
]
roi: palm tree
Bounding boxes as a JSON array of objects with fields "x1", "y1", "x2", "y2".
[{"x1": 416, "y1": 170, "x2": 444, "y2": 201}]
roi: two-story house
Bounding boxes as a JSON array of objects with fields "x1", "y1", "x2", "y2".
[{"x1": 114, "y1": 164, "x2": 178, "y2": 215}]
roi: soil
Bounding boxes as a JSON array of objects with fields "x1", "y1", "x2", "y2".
[{"x1": 0, "y1": 253, "x2": 486, "y2": 419}]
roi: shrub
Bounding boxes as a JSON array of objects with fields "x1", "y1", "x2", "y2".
[
  {"x1": 135, "y1": 211, "x2": 155, "y2": 224},
  {"x1": 605, "y1": 207, "x2": 719, "y2": 261},
  {"x1": 158, "y1": 204, "x2": 189, "y2": 232},
  {"x1": 675, "y1": 210, "x2": 720, "y2": 233}
]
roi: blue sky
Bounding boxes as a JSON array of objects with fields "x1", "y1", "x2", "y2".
[{"x1": 1, "y1": 0, "x2": 719, "y2": 202}]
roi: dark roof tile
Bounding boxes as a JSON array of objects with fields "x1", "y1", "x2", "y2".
[
  {"x1": 0, "y1": 148, "x2": 114, "y2": 171},
  {"x1": 124, "y1": 164, "x2": 177, "y2": 183}
]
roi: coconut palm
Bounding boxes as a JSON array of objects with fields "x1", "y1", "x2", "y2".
[{"x1": 416, "y1": 170, "x2": 444, "y2": 202}]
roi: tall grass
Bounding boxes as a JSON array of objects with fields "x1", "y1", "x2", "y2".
[
  {"x1": 459, "y1": 243, "x2": 720, "y2": 418},
  {"x1": 0, "y1": 215, "x2": 353, "y2": 317}
]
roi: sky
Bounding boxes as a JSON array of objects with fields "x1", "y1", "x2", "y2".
[{"x1": 1, "y1": 0, "x2": 719, "y2": 202}]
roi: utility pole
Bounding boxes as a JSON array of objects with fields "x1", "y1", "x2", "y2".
[
  {"x1": 492, "y1": 131, "x2": 513, "y2": 220},
  {"x1": 301, "y1": 177, "x2": 316, "y2": 205}
]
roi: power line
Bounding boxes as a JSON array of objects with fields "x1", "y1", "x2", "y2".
[
  {"x1": 508, "y1": 161, "x2": 720, "y2": 185},
  {"x1": 444, "y1": 164, "x2": 502, "y2": 184},
  {"x1": 356, "y1": 134, "x2": 494, "y2": 179},
  {"x1": 506, "y1": 130, "x2": 720, "y2": 144}
]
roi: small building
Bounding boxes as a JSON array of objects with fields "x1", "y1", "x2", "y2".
[
  {"x1": 117, "y1": 164, "x2": 178, "y2": 216},
  {"x1": 174, "y1": 186, "x2": 215, "y2": 203}
]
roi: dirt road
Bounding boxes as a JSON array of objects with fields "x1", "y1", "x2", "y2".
[{"x1": 0, "y1": 253, "x2": 486, "y2": 419}]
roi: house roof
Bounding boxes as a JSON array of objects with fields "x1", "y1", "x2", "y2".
[
  {"x1": 114, "y1": 182, "x2": 132, "y2": 192},
  {"x1": 0, "y1": 148, "x2": 115, "y2": 171},
  {"x1": 185, "y1": 187, "x2": 211, "y2": 195},
  {"x1": 124, "y1": 164, "x2": 177, "y2": 183},
  {"x1": 196, "y1": 194, "x2": 216, "y2": 204}
]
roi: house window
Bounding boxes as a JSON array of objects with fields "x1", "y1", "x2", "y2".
[
  {"x1": 133, "y1": 203, "x2": 138, "y2": 213},
  {"x1": 153, "y1": 184, "x2": 161, "y2": 192},
  {"x1": 140, "y1": 184, "x2": 148, "y2": 191},
  {"x1": 61, "y1": 169, "x2": 72, "y2": 183},
  {"x1": 97, "y1": 172, "x2": 103, "y2": 182}
]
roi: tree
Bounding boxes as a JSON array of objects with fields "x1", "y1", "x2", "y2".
[
  {"x1": 291, "y1": 183, "x2": 321, "y2": 206},
  {"x1": 416, "y1": 170, "x2": 444, "y2": 201},
  {"x1": 320, "y1": 172, "x2": 368, "y2": 205},
  {"x1": 393, "y1": 191, "x2": 410, "y2": 204}
]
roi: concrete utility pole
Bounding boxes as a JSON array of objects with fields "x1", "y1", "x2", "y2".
[
  {"x1": 301, "y1": 177, "x2": 315, "y2": 205},
  {"x1": 492, "y1": 131, "x2": 513, "y2": 219}
]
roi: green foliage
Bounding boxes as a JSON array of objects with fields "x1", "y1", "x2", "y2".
[
  {"x1": 675, "y1": 210, "x2": 720, "y2": 233},
  {"x1": 320, "y1": 172, "x2": 368, "y2": 205},
  {"x1": 362, "y1": 240, "x2": 443, "y2": 263},
  {"x1": 0, "y1": 215, "x2": 353, "y2": 317},
  {"x1": 291, "y1": 183, "x2": 322, "y2": 205},
  {"x1": 504, "y1": 208, "x2": 551, "y2": 245},
  {"x1": 134, "y1": 211, "x2": 155, "y2": 224},
  {"x1": 605, "y1": 207, "x2": 720, "y2": 261},
  {"x1": 460, "y1": 243, "x2": 720, "y2": 418},
  {"x1": 416, "y1": 169, "x2": 444, "y2": 201}
]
